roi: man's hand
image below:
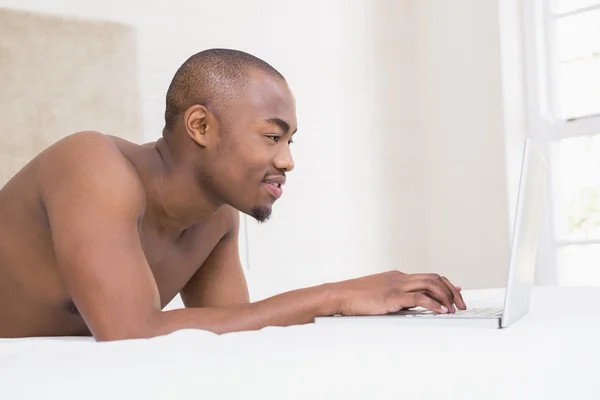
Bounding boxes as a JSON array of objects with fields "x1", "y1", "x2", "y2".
[{"x1": 329, "y1": 271, "x2": 467, "y2": 316}]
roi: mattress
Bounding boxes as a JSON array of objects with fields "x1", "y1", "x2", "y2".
[{"x1": 1, "y1": 286, "x2": 598, "y2": 399}]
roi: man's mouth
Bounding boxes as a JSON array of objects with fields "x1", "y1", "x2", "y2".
[
  {"x1": 263, "y1": 180, "x2": 282, "y2": 188},
  {"x1": 262, "y1": 180, "x2": 283, "y2": 199}
]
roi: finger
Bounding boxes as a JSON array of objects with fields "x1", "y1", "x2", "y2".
[
  {"x1": 395, "y1": 292, "x2": 448, "y2": 314},
  {"x1": 408, "y1": 274, "x2": 453, "y2": 296},
  {"x1": 408, "y1": 274, "x2": 455, "y2": 312},
  {"x1": 399, "y1": 279, "x2": 454, "y2": 312},
  {"x1": 441, "y1": 277, "x2": 467, "y2": 310},
  {"x1": 410, "y1": 290, "x2": 457, "y2": 314}
]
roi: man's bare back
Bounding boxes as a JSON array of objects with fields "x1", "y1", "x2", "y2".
[
  {"x1": 0, "y1": 132, "x2": 244, "y2": 337},
  {"x1": 0, "y1": 49, "x2": 466, "y2": 341}
]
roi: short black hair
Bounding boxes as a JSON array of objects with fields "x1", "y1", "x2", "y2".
[{"x1": 163, "y1": 48, "x2": 285, "y2": 132}]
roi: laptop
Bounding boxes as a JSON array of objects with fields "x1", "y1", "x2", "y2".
[{"x1": 315, "y1": 139, "x2": 548, "y2": 329}]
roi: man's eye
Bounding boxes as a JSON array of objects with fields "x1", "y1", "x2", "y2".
[
  {"x1": 288, "y1": 139, "x2": 294, "y2": 145},
  {"x1": 267, "y1": 135, "x2": 280, "y2": 143}
]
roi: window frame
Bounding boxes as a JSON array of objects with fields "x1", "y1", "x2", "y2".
[{"x1": 522, "y1": 0, "x2": 600, "y2": 285}]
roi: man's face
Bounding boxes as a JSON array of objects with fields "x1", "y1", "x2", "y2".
[{"x1": 206, "y1": 72, "x2": 297, "y2": 222}]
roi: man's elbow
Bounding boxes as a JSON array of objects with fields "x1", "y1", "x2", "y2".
[
  {"x1": 92, "y1": 314, "x2": 167, "y2": 342},
  {"x1": 94, "y1": 329, "x2": 155, "y2": 342}
]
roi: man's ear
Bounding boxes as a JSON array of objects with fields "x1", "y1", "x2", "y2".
[{"x1": 184, "y1": 105, "x2": 213, "y2": 147}]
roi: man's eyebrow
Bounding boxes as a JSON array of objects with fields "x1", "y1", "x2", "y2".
[{"x1": 264, "y1": 118, "x2": 297, "y2": 134}]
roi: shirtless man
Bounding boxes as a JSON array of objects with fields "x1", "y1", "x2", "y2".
[{"x1": 0, "y1": 49, "x2": 466, "y2": 341}]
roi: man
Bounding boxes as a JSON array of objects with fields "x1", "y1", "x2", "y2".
[{"x1": 0, "y1": 49, "x2": 466, "y2": 341}]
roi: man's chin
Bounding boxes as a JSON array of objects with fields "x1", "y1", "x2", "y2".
[{"x1": 250, "y1": 205, "x2": 272, "y2": 223}]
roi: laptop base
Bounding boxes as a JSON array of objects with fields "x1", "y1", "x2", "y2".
[{"x1": 314, "y1": 314, "x2": 503, "y2": 329}]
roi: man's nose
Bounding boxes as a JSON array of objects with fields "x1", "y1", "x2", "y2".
[{"x1": 274, "y1": 145, "x2": 295, "y2": 172}]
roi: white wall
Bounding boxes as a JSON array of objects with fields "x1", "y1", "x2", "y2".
[
  {"x1": 246, "y1": 1, "x2": 428, "y2": 299},
  {"x1": 412, "y1": 0, "x2": 512, "y2": 289},
  {"x1": 248, "y1": 0, "x2": 522, "y2": 296},
  {"x1": 1, "y1": 0, "x2": 525, "y2": 301}
]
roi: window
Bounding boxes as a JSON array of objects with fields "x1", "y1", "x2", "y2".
[{"x1": 524, "y1": 0, "x2": 600, "y2": 285}]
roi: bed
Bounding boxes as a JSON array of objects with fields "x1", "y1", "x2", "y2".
[{"x1": 1, "y1": 286, "x2": 598, "y2": 399}]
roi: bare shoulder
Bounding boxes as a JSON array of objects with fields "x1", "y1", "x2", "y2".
[
  {"x1": 37, "y1": 131, "x2": 132, "y2": 168},
  {"x1": 37, "y1": 131, "x2": 145, "y2": 213}
]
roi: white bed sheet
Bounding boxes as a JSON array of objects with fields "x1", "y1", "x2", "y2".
[{"x1": 1, "y1": 286, "x2": 599, "y2": 400}]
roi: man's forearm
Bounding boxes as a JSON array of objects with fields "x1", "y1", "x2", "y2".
[{"x1": 146, "y1": 283, "x2": 340, "y2": 338}]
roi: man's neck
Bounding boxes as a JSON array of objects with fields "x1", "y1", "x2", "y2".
[{"x1": 141, "y1": 138, "x2": 223, "y2": 238}]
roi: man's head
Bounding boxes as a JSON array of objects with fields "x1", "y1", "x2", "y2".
[{"x1": 163, "y1": 49, "x2": 297, "y2": 223}]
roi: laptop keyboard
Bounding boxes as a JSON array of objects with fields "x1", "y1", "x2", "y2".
[
  {"x1": 449, "y1": 308, "x2": 503, "y2": 317},
  {"x1": 392, "y1": 308, "x2": 503, "y2": 317}
]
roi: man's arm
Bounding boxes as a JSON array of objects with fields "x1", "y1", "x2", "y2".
[
  {"x1": 180, "y1": 208, "x2": 250, "y2": 308},
  {"x1": 41, "y1": 133, "x2": 463, "y2": 342}
]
